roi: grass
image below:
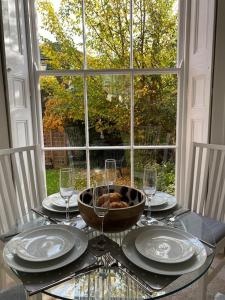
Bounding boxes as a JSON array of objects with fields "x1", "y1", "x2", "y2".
[
  {"x1": 46, "y1": 169, "x2": 59, "y2": 195},
  {"x1": 46, "y1": 166, "x2": 175, "y2": 195},
  {"x1": 45, "y1": 168, "x2": 88, "y2": 195},
  {"x1": 46, "y1": 167, "x2": 131, "y2": 196}
]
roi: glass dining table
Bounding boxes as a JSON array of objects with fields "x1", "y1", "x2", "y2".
[{"x1": 0, "y1": 202, "x2": 215, "y2": 300}]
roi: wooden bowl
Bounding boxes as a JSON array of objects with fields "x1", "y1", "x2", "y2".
[{"x1": 78, "y1": 185, "x2": 145, "y2": 232}]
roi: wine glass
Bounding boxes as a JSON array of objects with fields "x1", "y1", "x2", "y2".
[
  {"x1": 93, "y1": 178, "x2": 109, "y2": 251},
  {"x1": 141, "y1": 165, "x2": 158, "y2": 225},
  {"x1": 105, "y1": 159, "x2": 116, "y2": 186},
  {"x1": 59, "y1": 168, "x2": 76, "y2": 225}
]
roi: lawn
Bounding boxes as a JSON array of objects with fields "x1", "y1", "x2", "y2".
[
  {"x1": 46, "y1": 166, "x2": 175, "y2": 196},
  {"x1": 45, "y1": 168, "x2": 131, "y2": 196},
  {"x1": 46, "y1": 169, "x2": 60, "y2": 195}
]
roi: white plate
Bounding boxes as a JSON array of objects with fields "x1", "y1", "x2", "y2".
[
  {"x1": 135, "y1": 226, "x2": 195, "y2": 263},
  {"x1": 3, "y1": 225, "x2": 88, "y2": 273},
  {"x1": 51, "y1": 193, "x2": 78, "y2": 208},
  {"x1": 150, "y1": 192, "x2": 177, "y2": 212},
  {"x1": 122, "y1": 226, "x2": 207, "y2": 276},
  {"x1": 42, "y1": 194, "x2": 78, "y2": 213},
  {"x1": 15, "y1": 227, "x2": 75, "y2": 262},
  {"x1": 150, "y1": 195, "x2": 167, "y2": 207}
]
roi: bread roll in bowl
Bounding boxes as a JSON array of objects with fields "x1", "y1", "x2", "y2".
[
  {"x1": 98, "y1": 192, "x2": 122, "y2": 206},
  {"x1": 78, "y1": 185, "x2": 145, "y2": 232}
]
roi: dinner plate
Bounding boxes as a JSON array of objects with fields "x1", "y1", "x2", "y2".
[
  {"x1": 122, "y1": 226, "x2": 207, "y2": 275},
  {"x1": 135, "y1": 226, "x2": 195, "y2": 263},
  {"x1": 150, "y1": 192, "x2": 177, "y2": 212},
  {"x1": 15, "y1": 227, "x2": 75, "y2": 262},
  {"x1": 42, "y1": 194, "x2": 78, "y2": 213},
  {"x1": 51, "y1": 193, "x2": 78, "y2": 208},
  {"x1": 3, "y1": 225, "x2": 88, "y2": 273}
]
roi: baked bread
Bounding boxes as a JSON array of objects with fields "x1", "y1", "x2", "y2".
[
  {"x1": 98, "y1": 192, "x2": 122, "y2": 206},
  {"x1": 97, "y1": 192, "x2": 129, "y2": 208},
  {"x1": 109, "y1": 201, "x2": 129, "y2": 208}
]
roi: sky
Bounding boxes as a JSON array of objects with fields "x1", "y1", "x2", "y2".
[
  {"x1": 37, "y1": 0, "x2": 61, "y2": 42},
  {"x1": 50, "y1": 0, "x2": 61, "y2": 12},
  {"x1": 37, "y1": 0, "x2": 178, "y2": 42}
]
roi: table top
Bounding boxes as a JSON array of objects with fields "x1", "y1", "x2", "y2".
[{"x1": 0, "y1": 199, "x2": 215, "y2": 300}]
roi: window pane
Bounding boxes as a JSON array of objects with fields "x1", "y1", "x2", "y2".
[
  {"x1": 134, "y1": 74, "x2": 177, "y2": 145},
  {"x1": 45, "y1": 150, "x2": 87, "y2": 195},
  {"x1": 134, "y1": 149, "x2": 175, "y2": 195},
  {"x1": 133, "y1": 0, "x2": 178, "y2": 68},
  {"x1": 85, "y1": 0, "x2": 130, "y2": 69},
  {"x1": 88, "y1": 75, "x2": 130, "y2": 146},
  {"x1": 36, "y1": 0, "x2": 83, "y2": 70},
  {"x1": 90, "y1": 150, "x2": 131, "y2": 186},
  {"x1": 40, "y1": 76, "x2": 85, "y2": 147}
]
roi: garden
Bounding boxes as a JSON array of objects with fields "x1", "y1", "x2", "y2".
[{"x1": 37, "y1": 0, "x2": 178, "y2": 196}]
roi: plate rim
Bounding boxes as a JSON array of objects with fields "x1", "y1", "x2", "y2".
[
  {"x1": 51, "y1": 193, "x2": 78, "y2": 208},
  {"x1": 150, "y1": 192, "x2": 177, "y2": 212},
  {"x1": 42, "y1": 195, "x2": 78, "y2": 213},
  {"x1": 122, "y1": 225, "x2": 207, "y2": 275},
  {"x1": 3, "y1": 224, "x2": 88, "y2": 273},
  {"x1": 150, "y1": 196, "x2": 167, "y2": 207},
  {"x1": 135, "y1": 226, "x2": 195, "y2": 263},
  {"x1": 15, "y1": 227, "x2": 75, "y2": 262}
]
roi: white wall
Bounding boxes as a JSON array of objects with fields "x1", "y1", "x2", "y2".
[{"x1": 210, "y1": 0, "x2": 225, "y2": 145}]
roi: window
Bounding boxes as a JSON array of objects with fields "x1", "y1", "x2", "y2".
[{"x1": 35, "y1": 0, "x2": 180, "y2": 195}]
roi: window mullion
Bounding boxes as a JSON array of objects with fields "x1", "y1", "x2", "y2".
[
  {"x1": 82, "y1": 0, "x2": 87, "y2": 69},
  {"x1": 130, "y1": 0, "x2": 134, "y2": 186},
  {"x1": 130, "y1": 0, "x2": 133, "y2": 69},
  {"x1": 84, "y1": 75, "x2": 90, "y2": 187},
  {"x1": 82, "y1": 0, "x2": 90, "y2": 187},
  {"x1": 37, "y1": 68, "x2": 180, "y2": 77},
  {"x1": 130, "y1": 72, "x2": 134, "y2": 186},
  {"x1": 42, "y1": 145, "x2": 176, "y2": 151}
]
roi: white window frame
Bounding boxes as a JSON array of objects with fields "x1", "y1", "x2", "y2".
[{"x1": 26, "y1": 0, "x2": 187, "y2": 197}]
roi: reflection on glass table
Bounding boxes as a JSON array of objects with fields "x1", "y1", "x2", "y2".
[
  {"x1": 0, "y1": 209, "x2": 216, "y2": 300},
  {"x1": 44, "y1": 221, "x2": 215, "y2": 300},
  {"x1": 45, "y1": 262, "x2": 150, "y2": 300}
]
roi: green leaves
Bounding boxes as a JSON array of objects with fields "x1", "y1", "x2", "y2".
[{"x1": 38, "y1": 0, "x2": 177, "y2": 150}]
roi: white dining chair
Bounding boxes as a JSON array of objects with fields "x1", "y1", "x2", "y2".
[
  {"x1": 0, "y1": 145, "x2": 46, "y2": 234},
  {"x1": 185, "y1": 142, "x2": 225, "y2": 299},
  {"x1": 0, "y1": 145, "x2": 46, "y2": 300}
]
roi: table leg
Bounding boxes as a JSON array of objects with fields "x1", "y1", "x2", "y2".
[{"x1": 196, "y1": 274, "x2": 207, "y2": 300}]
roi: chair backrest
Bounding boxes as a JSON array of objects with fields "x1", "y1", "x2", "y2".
[
  {"x1": 186, "y1": 142, "x2": 225, "y2": 221},
  {"x1": 0, "y1": 145, "x2": 46, "y2": 233}
]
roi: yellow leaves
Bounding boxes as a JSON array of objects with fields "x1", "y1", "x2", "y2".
[{"x1": 43, "y1": 98, "x2": 65, "y2": 131}]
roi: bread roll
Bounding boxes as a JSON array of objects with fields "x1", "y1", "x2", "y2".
[
  {"x1": 97, "y1": 192, "x2": 122, "y2": 206},
  {"x1": 110, "y1": 201, "x2": 129, "y2": 208}
]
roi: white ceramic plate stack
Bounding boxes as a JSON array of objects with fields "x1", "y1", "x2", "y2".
[
  {"x1": 3, "y1": 224, "x2": 88, "y2": 273},
  {"x1": 149, "y1": 192, "x2": 177, "y2": 212},
  {"x1": 42, "y1": 193, "x2": 79, "y2": 213},
  {"x1": 122, "y1": 225, "x2": 207, "y2": 275}
]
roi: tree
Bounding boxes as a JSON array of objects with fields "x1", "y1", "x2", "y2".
[{"x1": 38, "y1": 0, "x2": 177, "y2": 146}]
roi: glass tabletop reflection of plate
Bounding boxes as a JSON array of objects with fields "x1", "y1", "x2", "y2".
[
  {"x1": 135, "y1": 226, "x2": 195, "y2": 263},
  {"x1": 15, "y1": 227, "x2": 75, "y2": 262}
]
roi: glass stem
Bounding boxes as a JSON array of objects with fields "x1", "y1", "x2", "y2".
[
  {"x1": 146, "y1": 195, "x2": 152, "y2": 220},
  {"x1": 66, "y1": 197, "x2": 69, "y2": 221},
  {"x1": 101, "y1": 217, "x2": 104, "y2": 237}
]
